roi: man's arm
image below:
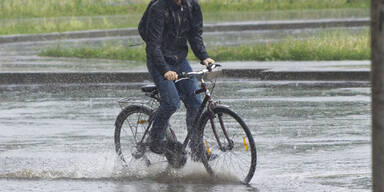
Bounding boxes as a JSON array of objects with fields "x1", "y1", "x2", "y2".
[
  {"x1": 187, "y1": 0, "x2": 211, "y2": 63},
  {"x1": 146, "y1": 3, "x2": 170, "y2": 76}
]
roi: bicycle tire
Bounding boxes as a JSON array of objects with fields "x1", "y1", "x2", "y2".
[
  {"x1": 114, "y1": 105, "x2": 154, "y2": 164},
  {"x1": 198, "y1": 106, "x2": 257, "y2": 184}
]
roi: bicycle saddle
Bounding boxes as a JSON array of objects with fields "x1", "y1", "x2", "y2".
[{"x1": 141, "y1": 84, "x2": 157, "y2": 93}]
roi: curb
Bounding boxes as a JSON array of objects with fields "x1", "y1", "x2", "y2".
[
  {"x1": 0, "y1": 29, "x2": 138, "y2": 44},
  {"x1": 222, "y1": 69, "x2": 370, "y2": 81},
  {"x1": 0, "y1": 70, "x2": 370, "y2": 85},
  {"x1": 204, "y1": 18, "x2": 369, "y2": 32},
  {"x1": 0, "y1": 18, "x2": 369, "y2": 44},
  {"x1": 0, "y1": 72, "x2": 151, "y2": 85}
]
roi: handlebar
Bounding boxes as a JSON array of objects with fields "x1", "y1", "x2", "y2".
[{"x1": 175, "y1": 63, "x2": 221, "y2": 83}]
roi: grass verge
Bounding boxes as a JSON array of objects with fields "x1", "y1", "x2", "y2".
[
  {"x1": 39, "y1": 32, "x2": 369, "y2": 61},
  {"x1": 0, "y1": 0, "x2": 369, "y2": 19},
  {"x1": 0, "y1": 0, "x2": 369, "y2": 35}
]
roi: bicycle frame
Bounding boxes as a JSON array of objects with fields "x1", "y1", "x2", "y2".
[
  {"x1": 135, "y1": 64, "x2": 233, "y2": 155},
  {"x1": 136, "y1": 77, "x2": 215, "y2": 149},
  {"x1": 115, "y1": 64, "x2": 256, "y2": 183},
  {"x1": 180, "y1": 78, "x2": 234, "y2": 153},
  {"x1": 181, "y1": 79, "x2": 213, "y2": 149}
]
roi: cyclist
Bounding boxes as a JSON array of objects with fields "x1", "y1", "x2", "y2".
[{"x1": 144, "y1": 0, "x2": 215, "y2": 154}]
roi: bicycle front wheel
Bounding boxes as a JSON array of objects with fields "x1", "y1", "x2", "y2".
[{"x1": 198, "y1": 106, "x2": 257, "y2": 184}]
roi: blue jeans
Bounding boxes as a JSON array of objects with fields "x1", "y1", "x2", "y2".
[{"x1": 147, "y1": 58, "x2": 202, "y2": 142}]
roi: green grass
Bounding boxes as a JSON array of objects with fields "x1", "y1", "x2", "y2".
[
  {"x1": 0, "y1": 0, "x2": 369, "y2": 19},
  {"x1": 0, "y1": 0, "x2": 147, "y2": 19},
  {"x1": 0, "y1": 0, "x2": 369, "y2": 35},
  {"x1": 0, "y1": 15, "x2": 140, "y2": 35},
  {"x1": 200, "y1": 0, "x2": 369, "y2": 12},
  {"x1": 212, "y1": 36, "x2": 369, "y2": 61},
  {"x1": 39, "y1": 32, "x2": 370, "y2": 61}
]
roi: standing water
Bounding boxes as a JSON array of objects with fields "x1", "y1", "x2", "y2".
[{"x1": 0, "y1": 80, "x2": 370, "y2": 191}]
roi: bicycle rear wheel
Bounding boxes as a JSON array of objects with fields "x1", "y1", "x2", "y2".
[
  {"x1": 114, "y1": 105, "x2": 154, "y2": 164},
  {"x1": 198, "y1": 106, "x2": 257, "y2": 184}
]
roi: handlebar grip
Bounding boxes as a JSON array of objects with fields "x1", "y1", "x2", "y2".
[
  {"x1": 200, "y1": 61, "x2": 215, "y2": 71},
  {"x1": 207, "y1": 63, "x2": 221, "y2": 72},
  {"x1": 207, "y1": 64, "x2": 213, "y2": 72}
]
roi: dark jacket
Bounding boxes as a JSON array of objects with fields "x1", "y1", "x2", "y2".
[{"x1": 145, "y1": 0, "x2": 209, "y2": 75}]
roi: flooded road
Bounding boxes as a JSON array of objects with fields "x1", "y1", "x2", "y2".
[{"x1": 0, "y1": 80, "x2": 371, "y2": 191}]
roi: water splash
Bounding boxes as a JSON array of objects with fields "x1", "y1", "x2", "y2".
[{"x1": 1, "y1": 151, "x2": 240, "y2": 184}]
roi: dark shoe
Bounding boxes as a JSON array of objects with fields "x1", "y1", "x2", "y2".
[
  {"x1": 190, "y1": 139, "x2": 204, "y2": 162},
  {"x1": 190, "y1": 149, "x2": 203, "y2": 162},
  {"x1": 190, "y1": 143, "x2": 218, "y2": 162},
  {"x1": 190, "y1": 153, "x2": 201, "y2": 162}
]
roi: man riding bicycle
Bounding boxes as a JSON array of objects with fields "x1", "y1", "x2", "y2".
[{"x1": 143, "y1": 0, "x2": 215, "y2": 154}]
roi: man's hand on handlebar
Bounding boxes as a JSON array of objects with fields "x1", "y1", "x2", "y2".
[
  {"x1": 165, "y1": 61, "x2": 220, "y2": 82},
  {"x1": 164, "y1": 71, "x2": 178, "y2": 81},
  {"x1": 201, "y1": 58, "x2": 215, "y2": 67}
]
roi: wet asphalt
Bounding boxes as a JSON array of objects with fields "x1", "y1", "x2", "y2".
[{"x1": 0, "y1": 80, "x2": 371, "y2": 191}]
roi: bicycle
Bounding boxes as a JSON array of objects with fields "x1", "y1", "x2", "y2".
[{"x1": 114, "y1": 64, "x2": 257, "y2": 184}]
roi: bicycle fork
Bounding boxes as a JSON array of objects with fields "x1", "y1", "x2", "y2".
[{"x1": 208, "y1": 111, "x2": 234, "y2": 152}]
